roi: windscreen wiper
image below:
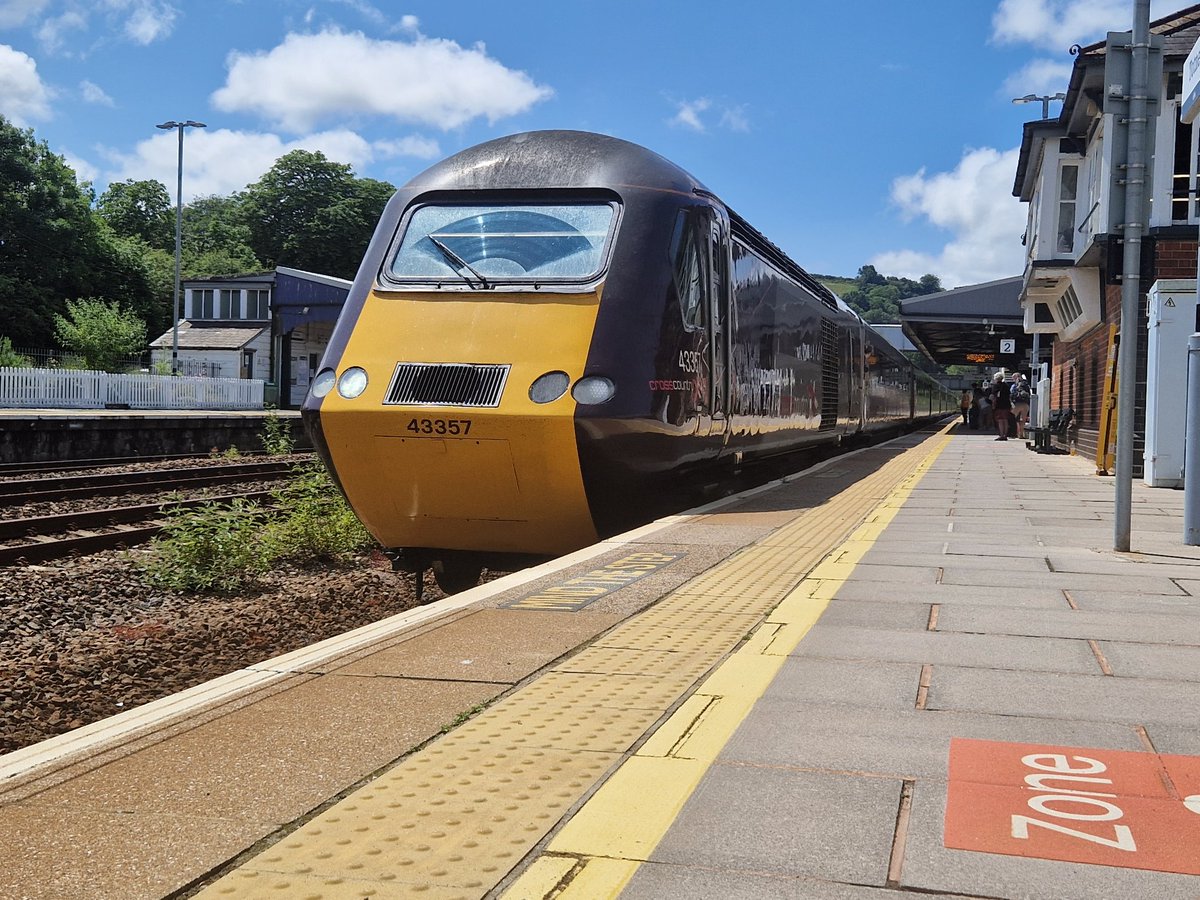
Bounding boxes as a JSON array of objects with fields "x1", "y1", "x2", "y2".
[{"x1": 428, "y1": 236, "x2": 489, "y2": 289}]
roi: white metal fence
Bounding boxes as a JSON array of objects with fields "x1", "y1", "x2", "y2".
[{"x1": 0, "y1": 367, "x2": 264, "y2": 410}]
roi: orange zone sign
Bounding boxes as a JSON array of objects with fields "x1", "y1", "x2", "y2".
[{"x1": 945, "y1": 738, "x2": 1200, "y2": 876}]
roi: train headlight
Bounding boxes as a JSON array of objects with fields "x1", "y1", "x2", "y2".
[
  {"x1": 529, "y1": 371, "x2": 570, "y2": 403},
  {"x1": 336, "y1": 366, "x2": 369, "y2": 399},
  {"x1": 571, "y1": 375, "x2": 615, "y2": 405},
  {"x1": 310, "y1": 368, "x2": 336, "y2": 399}
]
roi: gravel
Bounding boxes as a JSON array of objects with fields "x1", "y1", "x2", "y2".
[{"x1": 0, "y1": 548, "x2": 444, "y2": 755}]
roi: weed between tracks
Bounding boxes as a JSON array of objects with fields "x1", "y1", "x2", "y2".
[{"x1": 143, "y1": 460, "x2": 375, "y2": 593}]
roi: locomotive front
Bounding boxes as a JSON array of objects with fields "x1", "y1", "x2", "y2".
[{"x1": 302, "y1": 132, "x2": 705, "y2": 590}]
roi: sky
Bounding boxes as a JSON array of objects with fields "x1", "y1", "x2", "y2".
[{"x1": 0, "y1": 0, "x2": 1194, "y2": 289}]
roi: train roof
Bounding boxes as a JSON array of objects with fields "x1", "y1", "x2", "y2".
[
  {"x1": 403, "y1": 130, "x2": 710, "y2": 196},
  {"x1": 401, "y1": 130, "x2": 841, "y2": 311}
]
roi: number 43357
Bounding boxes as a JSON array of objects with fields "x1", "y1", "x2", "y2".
[{"x1": 406, "y1": 418, "x2": 472, "y2": 435}]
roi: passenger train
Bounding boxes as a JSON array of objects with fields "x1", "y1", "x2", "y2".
[{"x1": 301, "y1": 131, "x2": 956, "y2": 592}]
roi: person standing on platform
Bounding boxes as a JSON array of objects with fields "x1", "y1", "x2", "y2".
[
  {"x1": 1010, "y1": 373, "x2": 1031, "y2": 439},
  {"x1": 978, "y1": 381, "x2": 993, "y2": 431},
  {"x1": 960, "y1": 388, "x2": 972, "y2": 425},
  {"x1": 990, "y1": 372, "x2": 1012, "y2": 441}
]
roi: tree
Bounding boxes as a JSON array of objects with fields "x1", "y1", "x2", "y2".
[
  {"x1": 0, "y1": 337, "x2": 31, "y2": 367},
  {"x1": 0, "y1": 116, "x2": 161, "y2": 347},
  {"x1": 842, "y1": 266, "x2": 944, "y2": 324},
  {"x1": 95, "y1": 179, "x2": 173, "y2": 251},
  {"x1": 53, "y1": 297, "x2": 148, "y2": 372},
  {"x1": 238, "y1": 150, "x2": 393, "y2": 278}
]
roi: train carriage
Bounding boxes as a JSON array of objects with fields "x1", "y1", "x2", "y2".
[{"x1": 302, "y1": 131, "x2": 954, "y2": 592}]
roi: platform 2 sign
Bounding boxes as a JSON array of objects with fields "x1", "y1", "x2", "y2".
[{"x1": 945, "y1": 738, "x2": 1200, "y2": 876}]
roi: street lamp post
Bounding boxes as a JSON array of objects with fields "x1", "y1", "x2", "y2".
[
  {"x1": 156, "y1": 119, "x2": 206, "y2": 376},
  {"x1": 1011, "y1": 92, "x2": 1067, "y2": 120}
]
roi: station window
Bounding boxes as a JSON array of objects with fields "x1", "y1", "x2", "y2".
[
  {"x1": 245, "y1": 289, "x2": 270, "y2": 320},
  {"x1": 193, "y1": 289, "x2": 214, "y2": 318},
  {"x1": 219, "y1": 289, "x2": 237, "y2": 319},
  {"x1": 1056, "y1": 164, "x2": 1078, "y2": 255}
]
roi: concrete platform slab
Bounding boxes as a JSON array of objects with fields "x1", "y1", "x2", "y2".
[
  {"x1": 795, "y1": 624, "x2": 1098, "y2": 674},
  {"x1": 646, "y1": 765, "x2": 900, "y2": 886},
  {"x1": 937, "y1": 605, "x2": 1200, "y2": 643},
  {"x1": 719, "y1": 700, "x2": 1146, "y2": 780},
  {"x1": 924, "y1": 665, "x2": 1200, "y2": 727},
  {"x1": 323, "y1": 608, "x2": 625, "y2": 682},
  {"x1": 621, "y1": 862, "x2": 963, "y2": 900},
  {"x1": 827, "y1": 581, "x2": 1068, "y2": 609},
  {"x1": 763, "y1": 657, "x2": 922, "y2": 709},
  {"x1": 1097, "y1": 640, "x2": 1200, "y2": 681}
]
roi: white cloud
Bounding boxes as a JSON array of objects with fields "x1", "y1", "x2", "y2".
[
  {"x1": 0, "y1": 43, "x2": 51, "y2": 123},
  {"x1": 870, "y1": 146, "x2": 1026, "y2": 288},
  {"x1": 60, "y1": 146, "x2": 99, "y2": 184},
  {"x1": 670, "y1": 98, "x2": 710, "y2": 132},
  {"x1": 720, "y1": 105, "x2": 750, "y2": 133},
  {"x1": 80, "y1": 78, "x2": 114, "y2": 106},
  {"x1": 373, "y1": 134, "x2": 440, "y2": 159},
  {"x1": 0, "y1": 0, "x2": 50, "y2": 29},
  {"x1": 211, "y1": 28, "x2": 553, "y2": 133},
  {"x1": 669, "y1": 97, "x2": 750, "y2": 133},
  {"x1": 35, "y1": 8, "x2": 85, "y2": 53},
  {"x1": 1003, "y1": 58, "x2": 1072, "y2": 99},
  {"x1": 992, "y1": 0, "x2": 1184, "y2": 51},
  {"x1": 98, "y1": 127, "x2": 436, "y2": 200},
  {"x1": 109, "y1": 0, "x2": 178, "y2": 45}
]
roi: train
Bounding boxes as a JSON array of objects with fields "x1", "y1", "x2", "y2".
[{"x1": 301, "y1": 130, "x2": 956, "y2": 592}]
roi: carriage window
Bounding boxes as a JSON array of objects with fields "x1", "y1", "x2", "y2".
[
  {"x1": 669, "y1": 210, "x2": 708, "y2": 329},
  {"x1": 387, "y1": 202, "x2": 616, "y2": 284}
]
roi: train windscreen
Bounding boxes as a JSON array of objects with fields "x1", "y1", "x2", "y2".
[{"x1": 387, "y1": 203, "x2": 616, "y2": 285}]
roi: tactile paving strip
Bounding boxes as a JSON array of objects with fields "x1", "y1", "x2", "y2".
[{"x1": 195, "y1": 431, "x2": 946, "y2": 899}]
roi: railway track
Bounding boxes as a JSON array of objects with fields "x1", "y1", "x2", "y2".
[
  {"x1": 0, "y1": 490, "x2": 277, "y2": 565},
  {"x1": 0, "y1": 457, "x2": 312, "y2": 566},
  {"x1": 0, "y1": 460, "x2": 299, "y2": 507},
  {"x1": 0, "y1": 452, "x2": 237, "y2": 478}
]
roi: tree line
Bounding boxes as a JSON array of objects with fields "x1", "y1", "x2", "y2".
[
  {"x1": 0, "y1": 114, "x2": 394, "y2": 362},
  {"x1": 838, "y1": 265, "x2": 942, "y2": 324}
]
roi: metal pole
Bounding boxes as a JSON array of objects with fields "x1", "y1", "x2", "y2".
[
  {"x1": 171, "y1": 124, "x2": 183, "y2": 377},
  {"x1": 1186, "y1": 334, "x2": 1200, "y2": 544},
  {"x1": 1114, "y1": 0, "x2": 1152, "y2": 552}
]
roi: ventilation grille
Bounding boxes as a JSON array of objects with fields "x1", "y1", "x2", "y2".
[
  {"x1": 384, "y1": 362, "x2": 510, "y2": 407},
  {"x1": 1056, "y1": 285, "x2": 1083, "y2": 327},
  {"x1": 819, "y1": 318, "x2": 840, "y2": 431}
]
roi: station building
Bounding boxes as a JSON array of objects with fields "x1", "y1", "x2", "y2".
[
  {"x1": 149, "y1": 266, "x2": 350, "y2": 408},
  {"x1": 1012, "y1": 5, "x2": 1200, "y2": 466}
]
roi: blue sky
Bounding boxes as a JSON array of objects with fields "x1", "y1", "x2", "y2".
[{"x1": 0, "y1": 0, "x2": 1192, "y2": 287}]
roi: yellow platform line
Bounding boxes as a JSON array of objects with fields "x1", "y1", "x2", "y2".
[
  {"x1": 502, "y1": 428, "x2": 952, "y2": 899},
  {"x1": 195, "y1": 428, "x2": 951, "y2": 900}
]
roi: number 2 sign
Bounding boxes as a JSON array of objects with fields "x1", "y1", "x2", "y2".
[{"x1": 944, "y1": 738, "x2": 1200, "y2": 876}]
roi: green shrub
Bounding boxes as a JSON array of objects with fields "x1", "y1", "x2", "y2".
[
  {"x1": 261, "y1": 407, "x2": 295, "y2": 455},
  {"x1": 0, "y1": 337, "x2": 31, "y2": 367},
  {"x1": 142, "y1": 462, "x2": 375, "y2": 593},
  {"x1": 264, "y1": 460, "x2": 374, "y2": 562},
  {"x1": 143, "y1": 498, "x2": 272, "y2": 592}
]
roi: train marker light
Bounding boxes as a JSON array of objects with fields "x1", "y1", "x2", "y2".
[
  {"x1": 310, "y1": 368, "x2": 336, "y2": 399},
  {"x1": 571, "y1": 375, "x2": 615, "y2": 405},
  {"x1": 530, "y1": 371, "x2": 570, "y2": 403},
  {"x1": 337, "y1": 366, "x2": 369, "y2": 399}
]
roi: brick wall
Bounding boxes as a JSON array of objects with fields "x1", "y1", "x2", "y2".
[{"x1": 1045, "y1": 235, "x2": 1197, "y2": 467}]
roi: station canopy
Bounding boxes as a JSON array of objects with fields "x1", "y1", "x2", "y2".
[{"x1": 899, "y1": 276, "x2": 1046, "y2": 368}]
